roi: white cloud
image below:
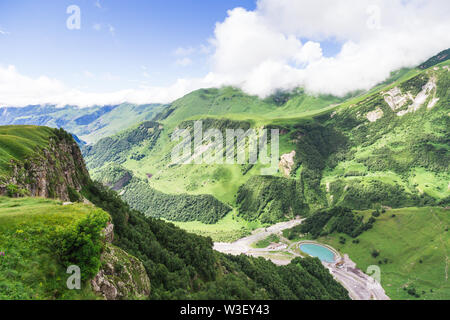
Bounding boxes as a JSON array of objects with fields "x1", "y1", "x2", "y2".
[
  {"x1": 294, "y1": 41, "x2": 323, "y2": 65},
  {"x1": 0, "y1": 28, "x2": 10, "y2": 35},
  {"x1": 0, "y1": 65, "x2": 220, "y2": 107},
  {"x1": 93, "y1": 23, "x2": 102, "y2": 31},
  {"x1": 204, "y1": 0, "x2": 450, "y2": 97},
  {"x1": 1, "y1": 0, "x2": 449, "y2": 107},
  {"x1": 0, "y1": 65, "x2": 68, "y2": 107},
  {"x1": 211, "y1": 7, "x2": 302, "y2": 76},
  {"x1": 94, "y1": 0, "x2": 102, "y2": 9}
]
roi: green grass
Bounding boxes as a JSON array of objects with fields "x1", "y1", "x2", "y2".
[
  {"x1": 0, "y1": 197, "x2": 105, "y2": 300},
  {"x1": 252, "y1": 234, "x2": 281, "y2": 248},
  {"x1": 162, "y1": 86, "x2": 346, "y2": 130},
  {"x1": 0, "y1": 125, "x2": 54, "y2": 175},
  {"x1": 170, "y1": 210, "x2": 262, "y2": 242},
  {"x1": 409, "y1": 167, "x2": 450, "y2": 199},
  {"x1": 316, "y1": 207, "x2": 450, "y2": 300}
]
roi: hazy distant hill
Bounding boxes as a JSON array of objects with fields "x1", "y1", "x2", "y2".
[{"x1": 0, "y1": 103, "x2": 165, "y2": 144}]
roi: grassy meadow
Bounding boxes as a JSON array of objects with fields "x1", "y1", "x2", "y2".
[
  {"x1": 316, "y1": 207, "x2": 449, "y2": 300},
  {"x1": 0, "y1": 197, "x2": 107, "y2": 299}
]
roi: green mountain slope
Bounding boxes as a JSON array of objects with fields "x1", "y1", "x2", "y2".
[
  {"x1": 322, "y1": 60, "x2": 449, "y2": 209},
  {"x1": 84, "y1": 58, "x2": 449, "y2": 230},
  {"x1": 0, "y1": 125, "x2": 55, "y2": 175},
  {"x1": 161, "y1": 86, "x2": 346, "y2": 129},
  {"x1": 419, "y1": 48, "x2": 450, "y2": 70},
  {"x1": 0, "y1": 125, "x2": 90, "y2": 201},
  {"x1": 0, "y1": 126, "x2": 350, "y2": 300}
]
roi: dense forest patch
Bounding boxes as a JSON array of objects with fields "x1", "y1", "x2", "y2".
[{"x1": 81, "y1": 181, "x2": 349, "y2": 300}]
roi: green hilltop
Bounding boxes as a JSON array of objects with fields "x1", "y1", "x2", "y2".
[
  {"x1": 0, "y1": 125, "x2": 55, "y2": 175},
  {"x1": 0, "y1": 197, "x2": 109, "y2": 299}
]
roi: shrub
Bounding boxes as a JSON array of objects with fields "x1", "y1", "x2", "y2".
[
  {"x1": 67, "y1": 186, "x2": 81, "y2": 202},
  {"x1": 6, "y1": 184, "x2": 29, "y2": 198},
  {"x1": 53, "y1": 209, "x2": 109, "y2": 280}
]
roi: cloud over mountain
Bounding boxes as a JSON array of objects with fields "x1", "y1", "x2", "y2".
[
  {"x1": 208, "y1": 0, "x2": 450, "y2": 97},
  {"x1": 1, "y1": 0, "x2": 449, "y2": 107}
]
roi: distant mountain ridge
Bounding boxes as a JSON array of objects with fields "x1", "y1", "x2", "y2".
[
  {"x1": 419, "y1": 48, "x2": 450, "y2": 69},
  {"x1": 0, "y1": 103, "x2": 165, "y2": 144}
]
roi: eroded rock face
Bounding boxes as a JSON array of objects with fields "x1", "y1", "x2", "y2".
[
  {"x1": 103, "y1": 222, "x2": 114, "y2": 243},
  {"x1": 383, "y1": 77, "x2": 438, "y2": 117},
  {"x1": 91, "y1": 242, "x2": 150, "y2": 300},
  {"x1": 0, "y1": 134, "x2": 89, "y2": 201},
  {"x1": 91, "y1": 270, "x2": 118, "y2": 300},
  {"x1": 384, "y1": 87, "x2": 409, "y2": 111},
  {"x1": 279, "y1": 151, "x2": 296, "y2": 177},
  {"x1": 366, "y1": 108, "x2": 384, "y2": 122}
]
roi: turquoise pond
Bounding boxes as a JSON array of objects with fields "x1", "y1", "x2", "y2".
[{"x1": 299, "y1": 244, "x2": 335, "y2": 263}]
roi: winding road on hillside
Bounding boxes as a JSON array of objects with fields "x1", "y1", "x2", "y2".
[{"x1": 213, "y1": 218, "x2": 390, "y2": 300}]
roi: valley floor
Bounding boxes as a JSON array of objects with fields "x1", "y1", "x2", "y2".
[{"x1": 213, "y1": 217, "x2": 390, "y2": 300}]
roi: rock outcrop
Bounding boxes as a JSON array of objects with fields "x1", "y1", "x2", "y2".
[
  {"x1": 279, "y1": 151, "x2": 296, "y2": 177},
  {"x1": 0, "y1": 131, "x2": 89, "y2": 201},
  {"x1": 91, "y1": 224, "x2": 150, "y2": 300}
]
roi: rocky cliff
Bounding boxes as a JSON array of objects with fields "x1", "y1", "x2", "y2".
[
  {"x1": 0, "y1": 126, "x2": 151, "y2": 300},
  {"x1": 91, "y1": 222, "x2": 151, "y2": 300},
  {"x1": 0, "y1": 129, "x2": 90, "y2": 201}
]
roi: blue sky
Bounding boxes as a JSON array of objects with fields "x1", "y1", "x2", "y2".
[
  {"x1": 0, "y1": 0, "x2": 257, "y2": 91},
  {"x1": 0, "y1": 0, "x2": 448, "y2": 107}
]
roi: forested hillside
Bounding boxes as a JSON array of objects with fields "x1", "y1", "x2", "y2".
[{"x1": 0, "y1": 126, "x2": 350, "y2": 300}]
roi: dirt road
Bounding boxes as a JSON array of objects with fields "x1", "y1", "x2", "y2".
[{"x1": 213, "y1": 218, "x2": 304, "y2": 256}]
